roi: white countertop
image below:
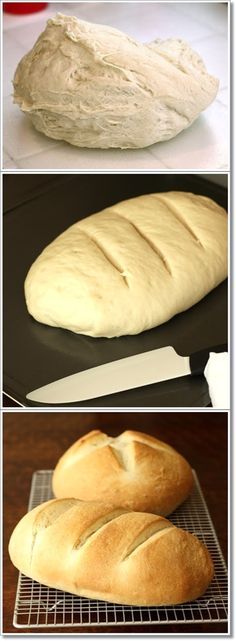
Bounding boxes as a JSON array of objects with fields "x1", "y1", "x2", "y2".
[{"x1": 3, "y1": 1, "x2": 229, "y2": 171}]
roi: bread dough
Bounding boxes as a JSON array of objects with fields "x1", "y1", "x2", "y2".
[
  {"x1": 13, "y1": 13, "x2": 219, "y2": 149},
  {"x1": 24, "y1": 191, "x2": 227, "y2": 338}
]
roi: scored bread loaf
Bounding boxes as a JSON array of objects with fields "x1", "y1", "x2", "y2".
[
  {"x1": 52, "y1": 430, "x2": 193, "y2": 515},
  {"x1": 9, "y1": 498, "x2": 214, "y2": 606},
  {"x1": 24, "y1": 191, "x2": 227, "y2": 338}
]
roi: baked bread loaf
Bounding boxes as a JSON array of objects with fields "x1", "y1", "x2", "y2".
[
  {"x1": 52, "y1": 430, "x2": 194, "y2": 515},
  {"x1": 24, "y1": 191, "x2": 227, "y2": 338},
  {"x1": 9, "y1": 498, "x2": 213, "y2": 606},
  {"x1": 13, "y1": 14, "x2": 218, "y2": 149}
]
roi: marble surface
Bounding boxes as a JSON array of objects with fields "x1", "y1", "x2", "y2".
[{"x1": 3, "y1": 1, "x2": 229, "y2": 170}]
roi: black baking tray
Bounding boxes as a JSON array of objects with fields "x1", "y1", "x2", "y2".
[{"x1": 3, "y1": 174, "x2": 228, "y2": 407}]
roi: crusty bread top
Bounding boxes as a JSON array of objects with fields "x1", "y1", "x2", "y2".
[
  {"x1": 9, "y1": 498, "x2": 214, "y2": 606},
  {"x1": 52, "y1": 429, "x2": 194, "y2": 515}
]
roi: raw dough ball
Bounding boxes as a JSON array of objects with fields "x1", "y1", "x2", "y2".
[
  {"x1": 13, "y1": 13, "x2": 219, "y2": 149},
  {"x1": 24, "y1": 191, "x2": 227, "y2": 338}
]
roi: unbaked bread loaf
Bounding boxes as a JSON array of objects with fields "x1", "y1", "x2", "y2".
[
  {"x1": 24, "y1": 191, "x2": 227, "y2": 338},
  {"x1": 9, "y1": 498, "x2": 213, "y2": 606},
  {"x1": 13, "y1": 13, "x2": 219, "y2": 149},
  {"x1": 52, "y1": 430, "x2": 193, "y2": 515}
]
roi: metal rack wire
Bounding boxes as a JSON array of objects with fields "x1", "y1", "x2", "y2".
[{"x1": 13, "y1": 470, "x2": 228, "y2": 628}]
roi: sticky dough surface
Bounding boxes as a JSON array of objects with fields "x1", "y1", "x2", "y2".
[{"x1": 13, "y1": 13, "x2": 219, "y2": 149}]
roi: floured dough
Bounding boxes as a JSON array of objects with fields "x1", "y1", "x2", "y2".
[
  {"x1": 13, "y1": 13, "x2": 219, "y2": 149},
  {"x1": 24, "y1": 191, "x2": 227, "y2": 338}
]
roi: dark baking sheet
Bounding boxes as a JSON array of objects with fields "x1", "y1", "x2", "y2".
[{"x1": 3, "y1": 174, "x2": 228, "y2": 407}]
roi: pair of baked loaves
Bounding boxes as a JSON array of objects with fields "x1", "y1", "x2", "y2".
[
  {"x1": 9, "y1": 430, "x2": 214, "y2": 605},
  {"x1": 24, "y1": 191, "x2": 227, "y2": 338},
  {"x1": 13, "y1": 14, "x2": 219, "y2": 149}
]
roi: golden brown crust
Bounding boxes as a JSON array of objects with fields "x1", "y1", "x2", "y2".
[
  {"x1": 9, "y1": 499, "x2": 214, "y2": 606},
  {"x1": 52, "y1": 429, "x2": 194, "y2": 515}
]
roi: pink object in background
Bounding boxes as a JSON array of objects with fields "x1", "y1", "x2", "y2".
[{"x1": 3, "y1": 3, "x2": 48, "y2": 14}]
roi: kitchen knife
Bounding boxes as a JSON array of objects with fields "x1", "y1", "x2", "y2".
[{"x1": 26, "y1": 343, "x2": 227, "y2": 404}]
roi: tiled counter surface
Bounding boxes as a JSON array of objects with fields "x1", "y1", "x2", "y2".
[{"x1": 3, "y1": 1, "x2": 229, "y2": 171}]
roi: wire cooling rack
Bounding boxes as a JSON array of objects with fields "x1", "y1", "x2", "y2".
[{"x1": 13, "y1": 470, "x2": 228, "y2": 628}]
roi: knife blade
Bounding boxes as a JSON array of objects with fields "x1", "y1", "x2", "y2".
[{"x1": 26, "y1": 343, "x2": 227, "y2": 405}]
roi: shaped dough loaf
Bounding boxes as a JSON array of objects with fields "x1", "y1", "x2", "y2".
[
  {"x1": 24, "y1": 191, "x2": 227, "y2": 338},
  {"x1": 13, "y1": 13, "x2": 219, "y2": 149}
]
